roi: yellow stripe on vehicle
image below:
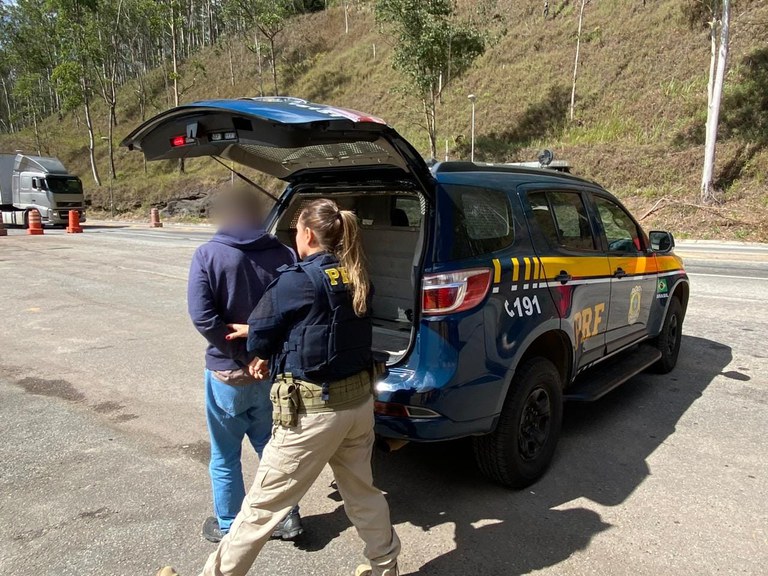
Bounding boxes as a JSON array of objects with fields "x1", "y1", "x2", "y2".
[
  {"x1": 512, "y1": 258, "x2": 519, "y2": 282},
  {"x1": 492, "y1": 258, "x2": 501, "y2": 284},
  {"x1": 538, "y1": 256, "x2": 613, "y2": 279}
]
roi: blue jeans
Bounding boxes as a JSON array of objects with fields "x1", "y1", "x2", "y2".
[{"x1": 205, "y1": 369, "x2": 272, "y2": 532}]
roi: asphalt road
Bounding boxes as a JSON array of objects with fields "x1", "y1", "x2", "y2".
[{"x1": 0, "y1": 224, "x2": 766, "y2": 576}]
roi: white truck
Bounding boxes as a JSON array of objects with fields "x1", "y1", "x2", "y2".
[{"x1": 0, "y1": 153, "x2": 86, "y2": 227}]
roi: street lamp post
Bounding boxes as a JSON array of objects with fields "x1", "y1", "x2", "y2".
[{"x1": 468, "y1": 94, "x2": 477, "y2": 162}]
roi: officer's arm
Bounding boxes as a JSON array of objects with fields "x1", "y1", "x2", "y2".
[
  {"x1": 187, "y1": 250, "x2": 250, "y2": 365},
  {"x1": 246, "y1": 272, "x2": 311, "y2": 357}
]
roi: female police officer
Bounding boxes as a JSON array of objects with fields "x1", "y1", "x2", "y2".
[{"x1": 157, "y1": 198, "x2": 400, "y2": 576}]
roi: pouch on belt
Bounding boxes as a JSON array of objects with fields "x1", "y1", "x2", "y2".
[{"x1": 270, "y1": 375, "x2": 300, "y2": 427}]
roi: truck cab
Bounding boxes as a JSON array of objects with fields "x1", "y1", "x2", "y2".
[{"x1": 0, "y1": 154, "x2": 86, "y2": 226}]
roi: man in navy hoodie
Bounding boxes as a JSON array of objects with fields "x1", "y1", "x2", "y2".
[{"x1": 187, "y1": 186, "x2": 303, "y2": 543}]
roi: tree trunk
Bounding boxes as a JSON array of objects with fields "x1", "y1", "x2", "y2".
[
  {"x1": 269, "y1": 36, "x2": 279, "y2": 96},
  {"x1": 423, "y1": 92, "x2": 437, "y2": 160},
  {"x1": 170, "y1": 2, "x2": 184, "y2": 173},
  {"x1": 707, "y1": 19, "x2": 718, "y2": 107},
  {"x1": 108, "y1": 103, "x2": 116, "y2": 181},
  {"x1": 170, "y1": 5, "x2": 180, "y2": 107},
  {"x1": 31, "y1": 107, "x2": 41, "y2": 156},
  {"x1": 228, "y1": 41, "x2": 235, "y2": 87},
  {"x1": 570, "y1": 0, "x2": 587, "y2": 122},
  {"x1": 82, "y1": 82, "x2": 102, "y2": 187},
  {"x1": 257, "y1": 34, "x2": 264, "y2": 96},
  {"x1": 701, "y1": 0, "x2": 730, "y2": 204},
  {"x1": 1, "y1": 78, "x2": 14, "y2": 133}
]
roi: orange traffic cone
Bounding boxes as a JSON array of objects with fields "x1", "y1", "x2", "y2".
[
  {"x1": 27, "y1": 209, "x2": 44, "y2": 235},
  {"x1": 0, "y1": 212, "x2": 7, "y2": 237},
  {"x1": 66, "y1": 210, "x2": 83, "y2": 233},
  {"x1": 150, "y1": 207, "x2": 163, "y2": 228}
]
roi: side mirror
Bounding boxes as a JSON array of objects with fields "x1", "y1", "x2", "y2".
[{"x1": 649, "y1": 230, "x2": 675, "y2": 253}]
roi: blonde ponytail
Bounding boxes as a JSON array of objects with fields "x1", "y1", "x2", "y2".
[
  {"x1": 336, "y1": 209, "x2": 370, "y2": 317},
  {"x1": 298, "y1": 199, "x2": 371, "y2": 317}
]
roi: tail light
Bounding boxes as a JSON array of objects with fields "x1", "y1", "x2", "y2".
[{"x1": 422, "y1": 268, "x2": 492, "y2": 315}]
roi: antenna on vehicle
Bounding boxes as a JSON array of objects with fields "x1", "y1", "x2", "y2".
[{"x1": 211, "y1": 156, "x2": 278, "y2": 201}]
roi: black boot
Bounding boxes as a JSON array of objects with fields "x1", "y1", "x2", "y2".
[
  {"x1": 202, "y1": 516, "x2": 225, "y2": 543},
  {"x1": 272, "y1": 508, "x2": 304, "y2": 540}
]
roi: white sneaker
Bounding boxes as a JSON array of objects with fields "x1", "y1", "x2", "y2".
[{"x1": 355, "y1": 564, "x2": 398, "y2": 576}]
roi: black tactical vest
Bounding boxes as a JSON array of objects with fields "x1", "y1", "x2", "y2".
[{"x1": 280, "y1": 253, "x2": 372, "y2": 383}]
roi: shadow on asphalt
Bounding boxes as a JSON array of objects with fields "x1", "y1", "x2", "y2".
[{"x1": 300, "y1": 335, "x2": 731, "y2": 574}]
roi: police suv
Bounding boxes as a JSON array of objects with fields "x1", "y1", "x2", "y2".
[{"x1": 123, "y1": 97, "x2": 689, "y2": 488}]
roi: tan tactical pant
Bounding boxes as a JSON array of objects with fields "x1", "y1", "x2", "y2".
[{"x1": 200, "y1": 395, "x2": 400, "y2": 576}]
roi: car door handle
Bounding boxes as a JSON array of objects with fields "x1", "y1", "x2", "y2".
[
  {"x1": 555, "y1": 270, "x2": 572, "y2": 284},
  {"x1": 614, "y1": 267, "x2": 627, "y2": 278}
]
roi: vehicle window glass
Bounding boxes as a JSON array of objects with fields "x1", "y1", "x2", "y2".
[
  {"x1": 594, "y1": 196, "x2": 643, "y2": 253},
  {"x1": 438, "y1": 184, "x2": 515, "y2": 261},
  {"x1": 529, "y1": 191, "x2": 597, "y2": 251},
  {"x1": 21, "y1": 175, "x2": 31, "y2": 190},
  {"x1": 46, "y1": 177, "x2": 83, "y2": 194},
  {"x1": 393, "y1": 196, "x2": 423, "y2": 227}
]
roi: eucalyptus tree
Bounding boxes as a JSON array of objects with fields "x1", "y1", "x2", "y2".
[
  {"x1": 375, "y1": 0, "x2": 487, "y2": 159},
  {"x1": 50, "y1": 0, "x2": 102, "y2": 185}
]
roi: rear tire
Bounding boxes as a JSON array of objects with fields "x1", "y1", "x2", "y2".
[
  {"x1": 473, "y1": 357, "x2": 563, "y2": 488},
  {"x1": 651, "y1": 297, "x2": 683, "y2": 374}
]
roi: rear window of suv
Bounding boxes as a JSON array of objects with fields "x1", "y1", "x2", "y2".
[{"x1": 436, "y1": 183, "x2": 515, "y2": 261}]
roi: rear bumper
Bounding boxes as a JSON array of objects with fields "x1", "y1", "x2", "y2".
[{"x1": 374, "y1": 412, "x2": 498, "y2": 442}]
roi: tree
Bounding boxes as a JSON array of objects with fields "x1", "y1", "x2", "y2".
[
  {"x1": 50, "y1": 0, "x2": 102, "y2": 186},
  {"x1": 224, "y1": 0, "x2": 293, "y2": 95},
  {"x1": 376, "y1": 0, "x2": 487, "y2": 159},
  {"x1": 697, "y1": 0, "x2": 732, "y2": 204},
  {"x1": 13, "y1": 73, "x2": 46, "y2": 154},
  {"x1": 92, "y1": 0, "x2": 127, "y2": 181}
]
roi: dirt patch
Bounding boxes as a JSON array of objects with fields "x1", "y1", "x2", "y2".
[
  {"x1": 179, "y1": 440, "x2": 210, "y2": 465},
  {"x1": 78, "y1": 507, "x2": 116, "y2": 521},
  {"x1": 15, "y1": 377, "x2": 85, "y2": 403},
  {"x1": 92, "y1": 401, "x2": 124, "y2": 414},
  {"x1": 113, "y1": 413, "x2": 139, "y2": 423}
]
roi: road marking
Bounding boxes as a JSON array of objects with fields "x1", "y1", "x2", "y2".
[
  {"x1": 687, "y1": 272, "x2": 768, "y2": 281},
  {"x1": 693, "y1": 294, "x2": 765, "y2": 303}
]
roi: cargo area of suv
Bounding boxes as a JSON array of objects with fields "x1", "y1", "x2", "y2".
[{"x1": 271, "y1": 188, "x2": 426, "y2": 364}]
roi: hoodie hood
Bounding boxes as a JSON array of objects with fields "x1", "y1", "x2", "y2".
[{"x1": 211, "y1": 227, "x2": 286, "y2": 251}]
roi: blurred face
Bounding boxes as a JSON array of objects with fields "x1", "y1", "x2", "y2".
[{"x1": 295, "y1": 220, "x2": 317, "y2": 259}]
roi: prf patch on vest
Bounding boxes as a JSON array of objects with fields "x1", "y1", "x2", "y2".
[{"x1": 323, "y1": 265, "x2": 350, "y2": 292}]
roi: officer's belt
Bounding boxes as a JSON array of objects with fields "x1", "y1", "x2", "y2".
[{"x1": 270, "y1": 371, "x2": 372, "y2": 427}]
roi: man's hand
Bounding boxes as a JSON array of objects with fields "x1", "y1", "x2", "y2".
[
  {"x1": 248, "y1": 357, "x2": 269, "y2": 380},
  {"x1": 225, "y1": 323, "x2": 249, "y2": 341}
]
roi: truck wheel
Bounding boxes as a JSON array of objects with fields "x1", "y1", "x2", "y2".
[
  {"x1": 650, "y1": 297, "x2": 683, "y2": 374},
  {"x1": 22, "y1": 210, "x2": 30, "y2": 229},
  {"x1": 473, "y1": 357, "x2": 563, "y2": 488}
]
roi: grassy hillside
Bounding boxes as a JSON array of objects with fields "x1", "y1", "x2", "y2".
[{"x1": 1, "y1": 0, "x2": 767, "y2": 240}]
